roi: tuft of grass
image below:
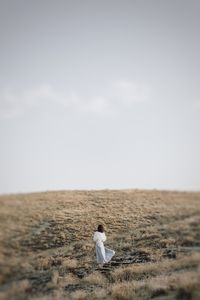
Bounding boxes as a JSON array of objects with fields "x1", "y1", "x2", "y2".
[
  {"x1": 112, "y1": 263, "x2": 160, "y2": 282},
  {"x1": 62, "y1": 258, "x2": 78, "y2": 269},
  {"x1": 111, "y1": 282, "x2": 136, "y2": 300},
  {"x1": 160, "y1": 238, "x2": 176, "y2": 248},
  {"x1": 84, "y1": 271, "x2": 107, "y2": 285},
  {"x1": 0, "y1": 279, "x2": 31, "y2": 300},
  {"x1": 36, "y1": 256, "x2": 54, "y2": 270},
  {"x1": 47, "y1": 270, "x2": 60, "y2": 288},
  {"x1": 70, "y1": 290, "x2": 87, "y2": 300},
  {"x1": 58, "y1": 273, "x2": 78, "y2": 287},
  {"x1": 51, "y1": 270, "x2": 59, "y2": 285},
  {"x1": 92, "y1": 287, "x2": 108, "y2": 299}
]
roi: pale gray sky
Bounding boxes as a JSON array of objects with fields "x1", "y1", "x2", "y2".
[{"x1": 0, "y1": 0, "x2": 200, "y2": 194}]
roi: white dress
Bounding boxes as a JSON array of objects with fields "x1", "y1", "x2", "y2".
[{"x1": 93, "y1": 231, "x2": 115, "y2": 264}]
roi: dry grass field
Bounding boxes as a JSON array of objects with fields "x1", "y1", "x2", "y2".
[{"x1": 0, "y1": 189, "x2": 200, "y2": 300}]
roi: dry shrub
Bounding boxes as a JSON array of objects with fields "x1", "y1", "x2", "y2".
[
  {"x1": 13, "y1": 279, "x2": 30, "y2": 293},
  {"x1": 59, "y1": 232, "x2": 66, "y2": 239},
  {"x1": 84, "y1": 271, "x2": 107, "y2": 285},
  {"x1": 29, "y1": 290, "x2": 65, "y2": 300},
  {"x1": 62, "y1": 258, "x2": 78, "y2": 269},
  {"x1": 112, "y1": 263, "x2": 158, "y2": 282},
  {"x1": 112, "y1": 266, "x2": 136, "y2": 282},
  {"x1": 120, "y1": 243, "x2": 132, "y2": 251},
  {"x1": 141, "y1": 233, "x2": 162, "y2": 240},
  {"x1": 36, "y1": 256, "x2": 54, "y2": 270},
  {"x1": 58, "y1": 273, "x2": 77, "y2": 287},
  {"x1": 181, "y1": 235, "x2": 195, "y2": 246},
  {"x1": 70, "y1": 290, "x2": 87, "y2": 300},
  {"x1": 51, "y1": 270, "x2": 59, "y2": 285},
  {"x1": 144, "y1": 270, "x2": 200, "y2": 297},
  {"x1": 51, "y1": 289, "x2": 66, "y2": 300},
  {"x1": 169, "y1": 270, "x2": 200, "y2": 293},
  {"x1": 145, "y1": 275, "x2": 169, "y2": 294},
  {"x1": 171, "y1": 252, "x2": 200, "y2": 270},
  {"x1": 20, "y1": 260, "x2": 34, "y2": 272},
  {"x1": 92, "y1": 287, "x2": 108, "y2": 299},
  {"x1": 47, "y1": 270, "x2": 60, "y2": 288},
  {"x1": 160, "y1": 238, "x2": 176, "y2": 248},
  {"x1": 0, "y1": 279, "x2": 30, "y2": 300},
  {"x1": 83, "y1": 242, "x2": 93, "y2": 251},
  {"x1": 111, "y1": 282, "x2": 136, "y2": 300},
  {"x1": 73, "y1": 242, "x2": 84, "y2": 251},
  {"x1": 150, "y1": 248, "x2": 163, "y2": 261}
]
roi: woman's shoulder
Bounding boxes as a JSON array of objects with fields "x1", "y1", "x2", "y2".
[{"x1": 94, "y1": 231, "x2": 104, "y2": 236}]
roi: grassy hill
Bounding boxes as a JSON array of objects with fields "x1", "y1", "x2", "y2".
[{"x1": 0, "y1": 189, "x2": 200, "y2": 299}]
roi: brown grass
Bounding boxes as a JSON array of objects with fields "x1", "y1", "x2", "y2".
[
  {"x1": 83, "y1": 271, "x2": 107, "y2": 285},
  {"x1": 0, "y1": 279, "x2": 30, "y2": 300},
  {"x1": 92, "y1": 287, "x2": 108, "y2": 299},
  {"x1": 70, "y1": 290, "x2": 87, "y2": 300},
  {"x1": 112, "y1": 252, "x2": 200, "y2": 282},
  {"x1": 59, "y1": 273, "x2": 77, "y2": 287},
  {"x1": 61, "y1": 258, "x2": 78, "y2": 269},
  {"x1": 0, "y1": 189, "x2": 200, "y2": 299},
  {"x1": 144, "y1": 269, "x2": 200, "y2": 297},
  {"x1": 111, "y1": 282, "x2": 137, "y2": 300}
]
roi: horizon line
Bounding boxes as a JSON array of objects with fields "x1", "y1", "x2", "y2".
[{"x1": 1, "y1": 187, "x2": 200, "y2": 197}]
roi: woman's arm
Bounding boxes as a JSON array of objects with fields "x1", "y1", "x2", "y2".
[
  {"x1": 101, "y1": 232, "x2": 107, "y2": 242},
  {"x1": 93, "y1": 232, "x2": 98, "y2": 242}
]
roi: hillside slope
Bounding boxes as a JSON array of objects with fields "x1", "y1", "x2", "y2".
[{"x1": 0, "y1": 189, "x2": 200, "y2": 299}]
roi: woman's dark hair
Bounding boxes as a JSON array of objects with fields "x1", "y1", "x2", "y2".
[{"x1": 97, "y1": 224, "x2": 104, "y2": 233}]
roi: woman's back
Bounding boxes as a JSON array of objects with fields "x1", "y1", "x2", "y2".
[{"x1": 93, "y1": 231, "x2": 106, "y2": 245}]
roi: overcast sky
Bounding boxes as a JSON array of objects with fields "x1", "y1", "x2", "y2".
[{"x1": 0, "y1": 0, "x2": 200, "y2": 194}]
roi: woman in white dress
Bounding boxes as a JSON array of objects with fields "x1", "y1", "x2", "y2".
[{"x1": 93, "y1": 225, "x2": 115, "y2": 265}]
